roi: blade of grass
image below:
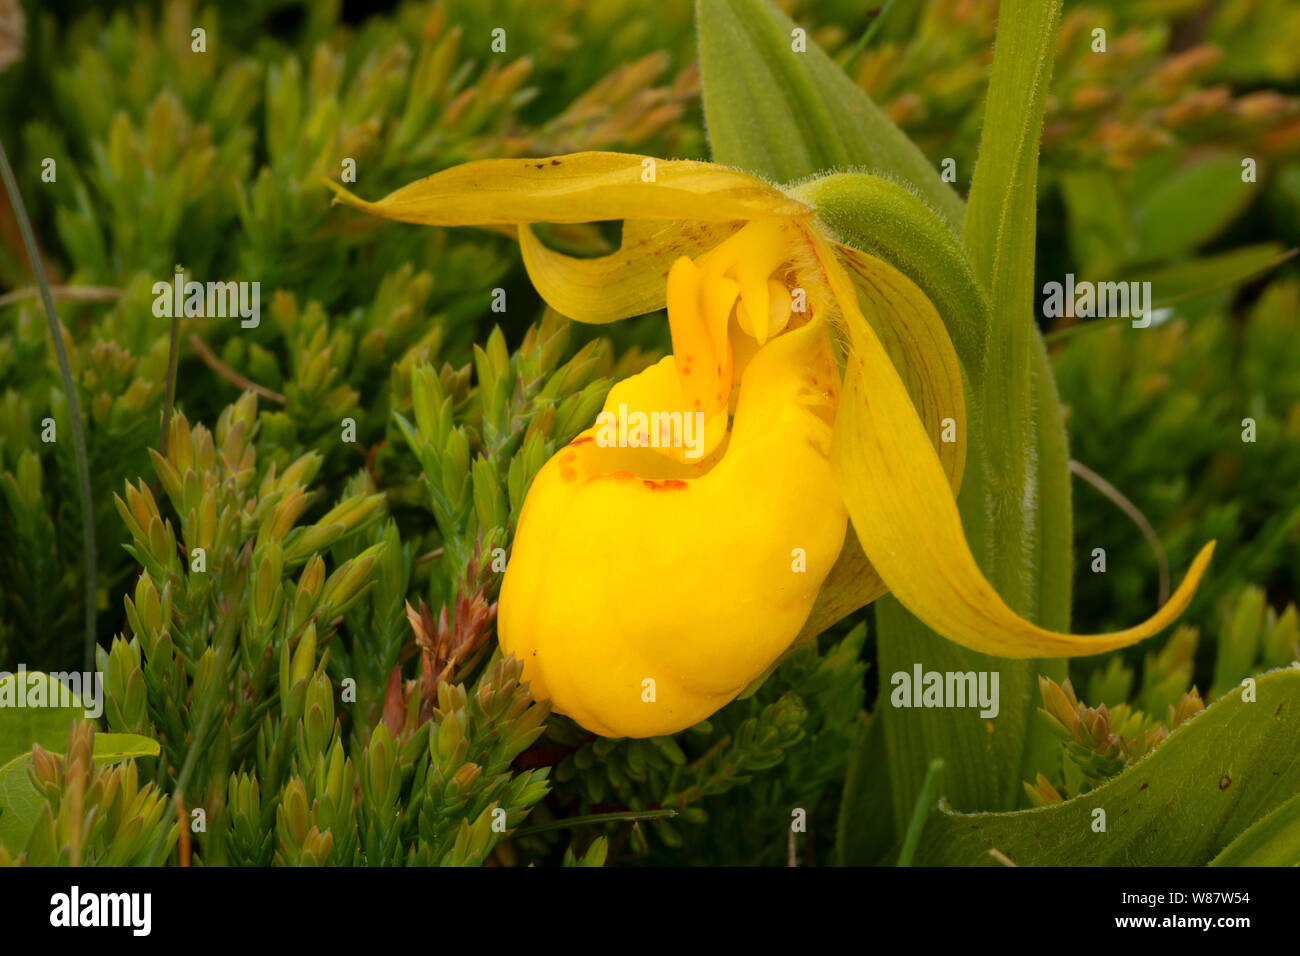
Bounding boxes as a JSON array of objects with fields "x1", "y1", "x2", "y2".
[
  {"x1": 840, "y1": 0, "x2": 899, "y2": 70},
  {"x1": 1070, "y1": 459, "x2": 1170, "y2": 607},
  {"x1": 897, "y1": 758, "x2": 943, "y2": 866},
  {"x1": 0, "y1": 136, "x2": 97, "y2": 672},
  {"x1": 512, "y1": 808, "x2": 677, "y2": 838}
]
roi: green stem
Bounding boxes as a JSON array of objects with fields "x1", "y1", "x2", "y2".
[
  {"x1": 0, "y1": 137, "x2": 98, "y2": 672},
  {"x1": 160, "y1": 308, "x2": 180, "y2": 456},
  {"x1": 841, "y1": 0, "x2": 899, "y2": 69}
]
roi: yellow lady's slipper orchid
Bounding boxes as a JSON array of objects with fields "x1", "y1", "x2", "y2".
[{"x1": 327, "y1": 152, "x2": 1214, "y2": 738}]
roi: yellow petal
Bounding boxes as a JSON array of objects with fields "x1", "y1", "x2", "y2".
[
  {"x1": 519, "y1": 219, "x2": 743, "y2": 323},
  {"x1": 324, "y1": 151, "x2": 809, "y2": 226},
  {"x1": 797, "y1": 234, "x2": 967, "y2": 641},
  {"x1": 811, "y1": 230, "x2": 1215, "y2": 658}
]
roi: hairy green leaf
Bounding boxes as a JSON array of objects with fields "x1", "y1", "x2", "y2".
[
  {"x1": 1210, "y1": 788, "x2": 1300, "y2": 867},
  {"x1": 695, "y1": 0, "x2": 962, "y2": 227},
  {"x1": 913, "y1": 668, "x2": 1300, "y2": 865}
]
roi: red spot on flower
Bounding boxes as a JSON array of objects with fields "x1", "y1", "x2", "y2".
[
  {"x1": 642, "y1": 479, "x2": 688, "y2": 491},
  {"x1": 569, "y1": 436, "x2": 594, "y2": 447},
  {"x1": 561, "y1": 465, "x2": 578, "y2": 482}
]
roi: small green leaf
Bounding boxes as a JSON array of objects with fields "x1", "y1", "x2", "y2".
[
  {"x1": 1134, "y1": 154, "x2": 1257, "y2": 262},
  {"x1": 1043, "y1": 244, "x2": 1295, "y2": 343},
  {"x1": 1139, "y1": 244, "x2": 1292, "y2": 309},
  {"x1": 0, "y1": 754, "x2": 43, "y2": 856},
  {"x1": 912, "y1": 668, "x2": 1300, "y2": 866},
  {"x1": 1060, "y1": 170, "x2": 1135, "y2": 275},
  {"x1": 91, "y1": 733, "x2": 161, "y2": 764}
]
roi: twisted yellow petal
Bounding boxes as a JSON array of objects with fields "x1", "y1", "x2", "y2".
[
  {"x1": 796, "y1": 235, "x2": 968, "y2": 641},
  {"x1": 518, "y1": 220, "x2": 744, "y2": 324},
  {"x1": 811, "y1": 229, "x2": 1215, "y2": 658}
]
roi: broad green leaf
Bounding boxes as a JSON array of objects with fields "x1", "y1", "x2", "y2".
[
  {"x1": 0, "y1": 671, "x2": 88, "y2": 765},
  {"x1": 695, "y1": 0, "x2": 963, "y2": 229},
  {"x1": 912, "y1": 668, "x2": 1300, "y2": 865},
  {"x1": 0, "y1": 734, "x2": 162, "y2": 860},
  {"x1": 1023, "y1": 335, "x2": 1074, "y2": 788},
  {"x1": 875, "y1": 600, "x2": 1053, "y2": 822},
  {"x1": 962, "y1": 0, "x2": 1063, "y2": 621},
  {"x1": 1134, "y1": 154, "x2": 1257, "y2": 263},
  {"x1": 879, "y1": 0, "x2": 1072, "y2": 824},
  {"x1": 0, "y1": 754, "x2": 43, "y2": 856},
  {"x1": 1210, "y1": 788, "x2": 1300, "y2": 867}
]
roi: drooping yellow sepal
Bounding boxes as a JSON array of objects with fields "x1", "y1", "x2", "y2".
[{"x1": 324, "y1": 152, "x2": 809, "y2": 225}]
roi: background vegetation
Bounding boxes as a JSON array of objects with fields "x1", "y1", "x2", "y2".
[{"x1": 1, "y1": 0, "x2": 1297, "y2": 865}]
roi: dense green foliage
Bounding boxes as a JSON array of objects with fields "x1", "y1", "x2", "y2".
[{"x1": 1, "y1": 0, "x2": 1298, "y2": 866}]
